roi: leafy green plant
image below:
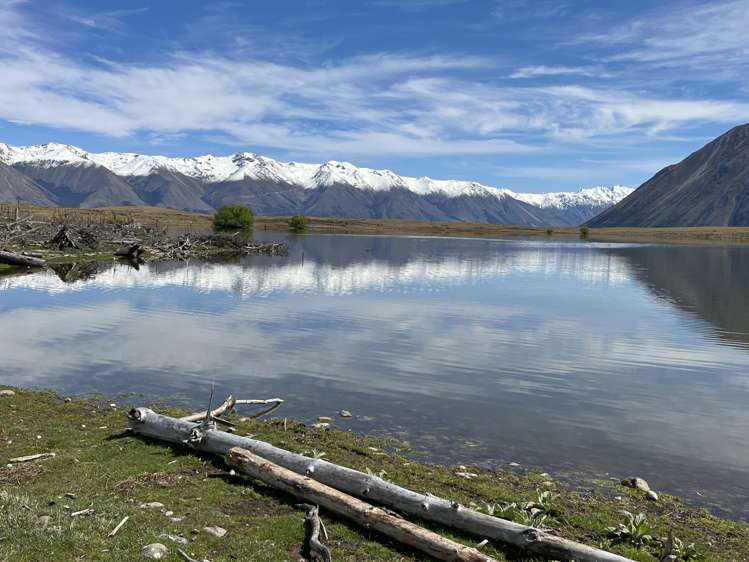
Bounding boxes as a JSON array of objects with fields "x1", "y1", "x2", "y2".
[
  {"x1": 545, "y1": 228, "x2": 553, "y2": 235},
  {"x1": 288, "y1": 214, "x2": 309, "y2": 232},
  {"x1": 524, "y1": 489, "x2": 558, "y2": 515},
  {"x1": 607, "y1": 510, "x2": 653, "y2": 548},
  {"x1": 659, "y1": 530, "x2": 703, "y2": 561},
  {"x1": 213, "y1": 205, "x2": 254, "y2": 231},
  {"x1": 479, "y1": 489, "x2": 557, "y2": 529},
  {"x1": 303, "y1": 449, "x2": 327, "y2": 459}
]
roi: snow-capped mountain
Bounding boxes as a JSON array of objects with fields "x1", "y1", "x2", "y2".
[{"x1": 0, "y1": 142, "x2": 632, "y2": 225}]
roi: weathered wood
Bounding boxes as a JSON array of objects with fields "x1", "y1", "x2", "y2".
[
  {"x1": 180, "y1": 396, "x2": 284, "y2": 423},
  {"x1": 300, "y1": 504, "x2": 332, "y2": 562},
  {"x1": 228, "y1": 447, "x2": 496, "y2": 562},
  {"x1": 0, "y1": 250, "x2": 46, "y2": 268},
  {"x1": 127, "y1": 408, "x2": 633, "y2": 562},
  {"x1": 115, "y1": 244, "x2": 143, "y2": 259}
]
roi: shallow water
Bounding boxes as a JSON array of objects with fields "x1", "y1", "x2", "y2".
[{"x1": 2, "y1": 233, "x2": 749, "y2": 519}]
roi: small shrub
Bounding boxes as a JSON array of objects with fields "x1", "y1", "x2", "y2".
[
  {"x1": 289, "y1": 214, "x2": 309, "y2": 232},
  {"x1": 545, "y1": 228, "x2": 553, "y2": 235},
  {"x1": 579, "y1": 226, "x2": 589, "y2": 238},
  {"x1": 213, "y1": 205, "x2": 254, "y2": 231},
  {"x1": 607, "y1": 510, "x2": 652, "y2": 548}
]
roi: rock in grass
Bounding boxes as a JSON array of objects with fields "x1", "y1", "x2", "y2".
[
  {"x1": 159, "y1": 533, "x2": 188, "y2": 545},
  {"x1": 203, "y1": 526, "x2": 227, "y2": 538},
  {"x1": 317, "y1": 416, "x2": 332, "y2": 423},
  {"x1": 142, "y1": 543, "x2": 168, "y2": 559},
  {"x1": 646, "y1": 490, "x2": 659, "y2": 501},
  {"x1": 0, "y1": 390, "x2": 15, "y2": 397},
  {"x1": 139, "y1": 502, "x2": 165, "y2": 509},
  {"x1": 621, "y1": 477, "x2": 651, "y2": 492}
]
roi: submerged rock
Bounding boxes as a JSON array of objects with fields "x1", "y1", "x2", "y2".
[
  {"x1": 339, "y1": 410, "x2": 352, "y2": 418},
  {"x1": 621, "y1": 477, "x2": 650, "y2": 492},
  {"x1": 142, "y1": 543, "x2": 168, "y2": 559}
]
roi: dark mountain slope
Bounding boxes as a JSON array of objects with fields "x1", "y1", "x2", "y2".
[
  {"x1": 126, "y1": 170, "x2": 214, "y2": 213},
  {"x1": 13, "y1": 162, "x2": 145, "y2": 208},
  {"x1": 0, "y1": 162, "x2": 57, "y2": 207},
  {"x1": 587, "y1": 124, "x2": 749, "y2": 227}
]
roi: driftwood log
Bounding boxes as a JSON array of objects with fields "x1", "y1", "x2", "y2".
[
  {"x1": 299, "y1": 504, "x2": 332, "y2": 562},
  {"x1": 228, "y1": 447, "x2": 497, "y2": 562},
  {"x1": 127, "y1": 408, "x2": 633, "y2": 562},
  {"x1": 115, "y1": 244, "x2": 144, "y2": 260},
  {"x1": 0, "y1": 250, "x2": 46, "y2": 268}
]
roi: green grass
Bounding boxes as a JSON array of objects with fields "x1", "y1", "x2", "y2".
[{"x1": 2, "y1": 387, "x2": 748, "y2": 561}]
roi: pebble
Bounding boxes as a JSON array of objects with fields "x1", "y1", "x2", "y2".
[
  {"x1": 620, "y1": 477, "x2": 651, "y2": 492},
  {"x1": 339, "y1": 410, "x2": 352, "y2": 418},
  {"x1": 509, "y1": 462, "x2": 520, "y2": 468},
  {"x1": 312, "y1": 422, "x2": 330, "y2": 429},
  {"x1": 142, "y1": 543, "x2": 168, "y2": 559},
  {"x1": 317, "y1": 416, "x2": 332, "y2": 423},
  {"x1": 203, "y1": 526, "x2": 228, "y2": 538},
  {"x1": 159, "y1": 533, "x2": 188, "y2": 545},
  {"x1": 139, "y1": 502, "x2": 165, "y2": 509},
  {"x1": 0, "y1": 390, "x2": 15, "y2": 397},
  {"x1": 646, "y1": 490, "x2": 659, "y2": 501},
  {"x1": 164, "y1": 510, "x2": 174, "y2": 517}
]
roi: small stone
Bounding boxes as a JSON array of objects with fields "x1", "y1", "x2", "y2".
[
  {"x1": 159, "y1": 533, "x2": 188, "y2": 545},
  {"x1": 646, "y1": 490, "x2": 659, "y2": 501},
  {"x1": 317, "y1": 416, "x2": 332, "y2": 423},
  {"x1": 142, "y1": 543, "x2": 168, "y2": 559},
  {"x1": 203, "y1": 526, "x2": 227, "y2": 538},
  {"x1": 339, "y1": 410, "x2": 352, "y2": 418},
  {"x1": 621, "y1": 477, "x2": 650, "y2": 492},
  {"x1": 0, "y1": 390, "x2": 15, "y2": 397},
  {"x1": 164, "y1": 510, "x2": 174, "y2": 517},
  {"x1": 37, "y1": 515, "x2": 52, "y2": 528},
  {"x1": 614, "y1": 495, "x2": 623, "y2": 501},
  {"x1": 312, "y1": 422, "x2": 330, "y2": 429},
  {"x1": 540, "y1": 472, "x2": 550, "y2": 478},
  {"x1": 139, "y1": 502, "x2": 165, "y2": 509},
  {"x1": 509, "y1": 462, "x2": 520, "y2": 468},
  {"x1": 64, "y1": 397, "x2": 72, "y2": 403}
]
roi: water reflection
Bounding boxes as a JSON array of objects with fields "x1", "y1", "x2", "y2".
[{"x1": 1, "y1": 235, "x2": 749, "y2": 519}]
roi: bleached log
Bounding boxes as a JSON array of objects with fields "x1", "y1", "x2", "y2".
[
  {"x1": 229, "y1": 447, "x2": 494, "y2": 562},
  {"x1": 180, "y1": 396, "x2": 284, "y2": 423},
  {"x1": 127, "y1": 408, "x2": 632, "y2": 562},
  {"x1": 0, "y1": 250, "x2": 46, "y2": 268}
]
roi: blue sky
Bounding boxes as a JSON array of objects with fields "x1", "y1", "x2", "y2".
[{"x1": 1, "y1": 0, "x2": 748, "y2": 191}]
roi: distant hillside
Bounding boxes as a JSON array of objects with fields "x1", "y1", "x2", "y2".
[
  {"x1": 587, "y1": 124, "x2": 749, "y2": 227},
  {"x1": 0, "y1": 142, "x2": 631, "y2": 226}
]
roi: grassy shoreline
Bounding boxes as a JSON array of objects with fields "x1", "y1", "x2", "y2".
[
  {"x1": 2, "y1": 387, "x2": 748, "y2": 561},
  {"x1": 6, "y1": 204, "x2": 749, "y2": 245}
]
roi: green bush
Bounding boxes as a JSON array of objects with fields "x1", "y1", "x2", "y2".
[
  {"x1": 288, "y1": 215, "x2": 309, "y2": 232},
  {"x1": 213, "y1": 205, "x2": 254, "y2": 231},
  {"x1": 579, "y1": 226, "x2": 589, "y2": 238}
]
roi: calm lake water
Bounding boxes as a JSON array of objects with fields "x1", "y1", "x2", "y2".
[{"x1": 2, "y1": 234, "x2": 749, "y2": 519}]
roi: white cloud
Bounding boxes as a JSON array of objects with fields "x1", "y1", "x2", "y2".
[{"x1": 1, "y1": 1, "x2": 748, "y2": 161}]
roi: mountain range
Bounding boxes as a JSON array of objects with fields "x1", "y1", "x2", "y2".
[
  {"x1": 587, "y1": 123, "x2": 749, "y2": 227},
  {"x1": 0, "y1": 143, "x2": 631, "y2": 226}
]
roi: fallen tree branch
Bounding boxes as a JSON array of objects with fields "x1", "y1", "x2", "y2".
[
  {"x1": 299, "y1": 504, "x2": 332, "y2": 562},
  {"x1": 228, "y1": 448, "x2": 494, "y2": 562},
  {"x1": 0, "y1": 250, "x2": 46, "y2": 268},
  {"x1": 180, "y1": 396, "x2": 284, "y2": 423},
  {"x1": 127, "y1": 408, "x2": 633, "y2": 562}
]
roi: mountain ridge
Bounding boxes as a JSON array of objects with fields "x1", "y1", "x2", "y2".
[
  {"x1": 587, "y1": 123, "x2": 749, "y2": 227},
  {"x1": 0, "y1": 142, "x2": 632, "y2": 225}
]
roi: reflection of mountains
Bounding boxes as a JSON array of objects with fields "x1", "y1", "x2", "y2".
[
  {"x1": 610, "y1": 245, "x2": 749, "y2": 347},
  {"x1": 0, "y1": 237, "x2": 634, "y2": 295}
]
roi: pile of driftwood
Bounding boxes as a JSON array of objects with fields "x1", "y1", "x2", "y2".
[
  {"x1": 0, "y1": 212, "x2": 287, "y2": 270},
  {"x1": 128, "y1": 395, "x2": 634, "y2": 562}
]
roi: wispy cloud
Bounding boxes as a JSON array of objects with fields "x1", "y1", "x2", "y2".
[
  {"x1": 61, "y1": 7, "x2": 148, "y2": 32},
  {"x1": 370, "y1": 0, "x2": 469, "y2": 10},
  {"x1": 0, "y1": 0, "x2": 748, "y2": 165},
  {"x1": 509, "y1": 65, "x2": 602, "y2": 79},
  {"x1": 580, "y1": 0, "x2": 749, "y2": 77}
]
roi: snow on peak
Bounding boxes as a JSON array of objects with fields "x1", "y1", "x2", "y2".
[
  {"x1": 510, "y1": 185, "x2": 634, "y2": 209},
  {"x1": 0, "y1": 142, "x2": 632, "y2": 207}
]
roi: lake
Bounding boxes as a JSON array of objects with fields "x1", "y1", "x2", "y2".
[{"x1": 2, "y1": 233, "x2": 749, "y2": 520}]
